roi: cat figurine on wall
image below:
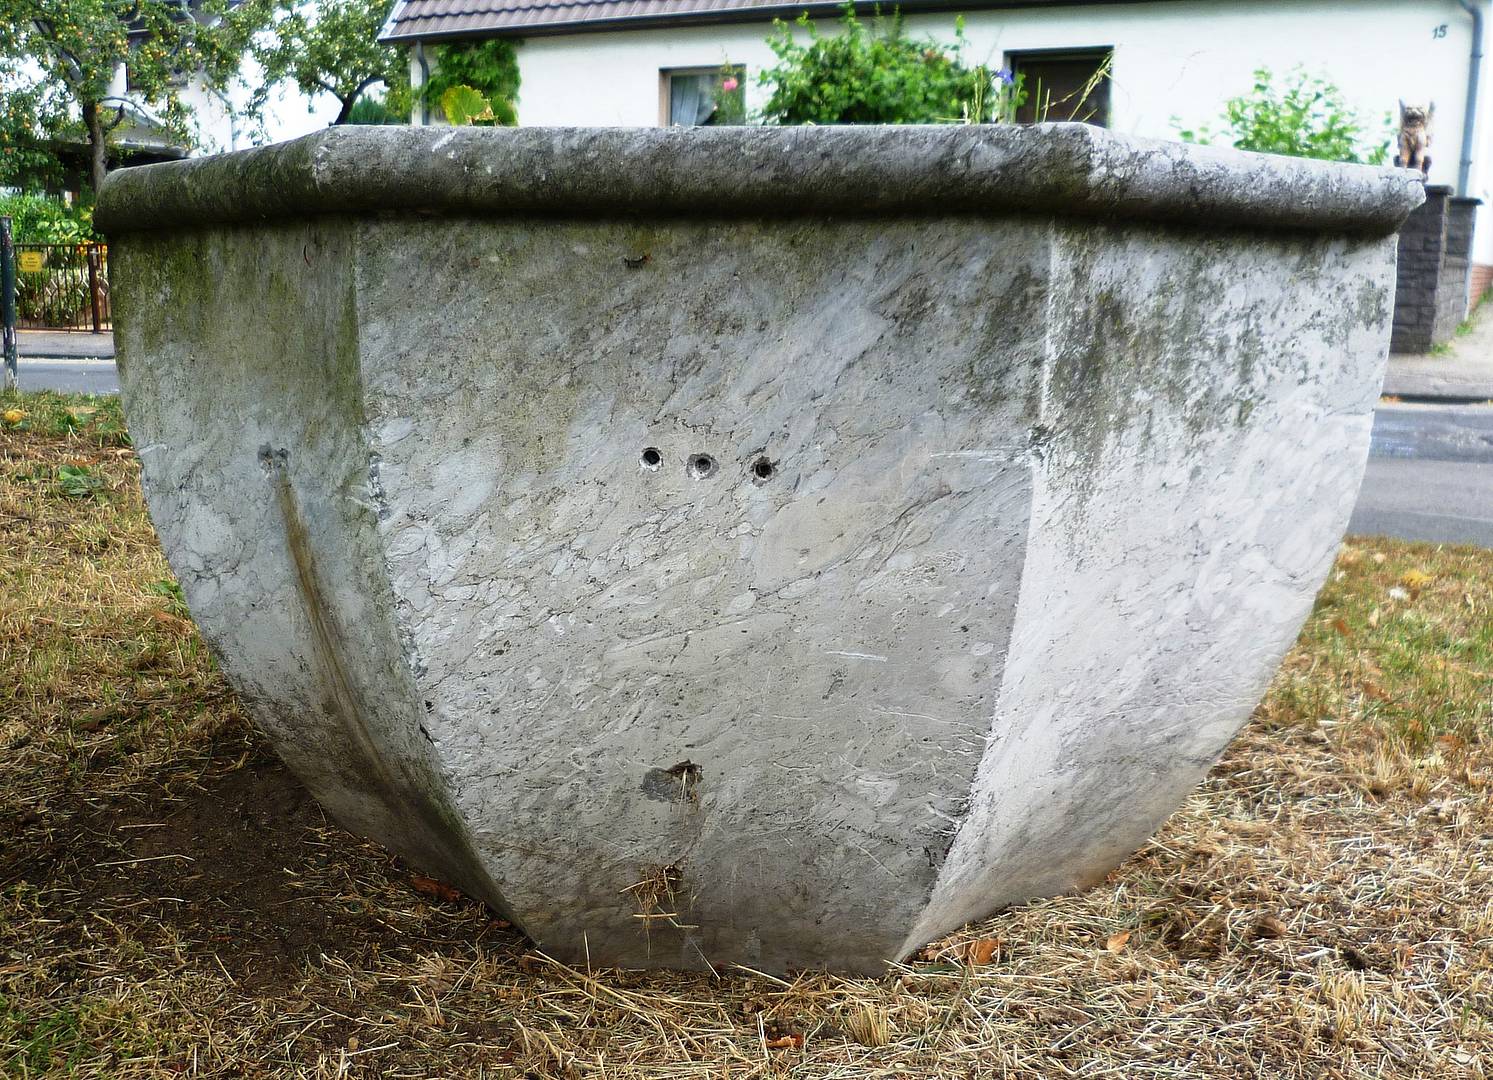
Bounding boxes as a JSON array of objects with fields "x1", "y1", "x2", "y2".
[{"x1": 1395, "y1": 101, "x2": 1433, "y2": 176}]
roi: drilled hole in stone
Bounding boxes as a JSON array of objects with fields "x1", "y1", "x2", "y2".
[
  {"x1": 687, "y1": 454, "x2": 718, "y2": 479},
  {"x1": 752, "y1": 457, "x2": 775, "y2": 481},
  {"x1": 640, "y1": 447, "x2": 662, "y2": 470}
]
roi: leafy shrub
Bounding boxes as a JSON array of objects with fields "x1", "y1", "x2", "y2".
[
  {"x1": 346, "y1": 95, "x2": 408, "y2": 124},
  {"x1": 1175, "y1": 67, "x2": 1390, "y2": 164},
  {"x1": 0, "y1": 196, "x2": 98, "y2": 325},
  {"x1": 0, "y1": 194, "x2": 95, "y2": 244},
  {"x1": 758, "y1": 4, "x2": 1023, "y2": 125},
  {"x1": 713, "y1": 68, "x2": 747, "y2": 125}
]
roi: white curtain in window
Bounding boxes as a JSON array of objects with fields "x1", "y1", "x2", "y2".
[{"x1": 669, "y1": 74, "x2": 718, "y2": 126}]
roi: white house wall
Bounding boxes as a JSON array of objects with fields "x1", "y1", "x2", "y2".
[
  {"x1": 102, "y1": 60, "x2": 340, "y2": 157},
  {"x1": 507, "y1": 0, "x2": 1493, "y2": 263}
]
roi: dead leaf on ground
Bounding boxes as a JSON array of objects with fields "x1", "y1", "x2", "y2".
[
  {"x1": 1255, "y1": 914, "x2": 1289, "y2": 939},
  {"x1": 1105, "y1": 930, "x2": 1132, "y2": 953},
  {"x1": 410, "y1": 874, "x2": 465, "y2": 904},
  {"x1": 966, "y1": 937, "x2": 1000, "y2": 966},
  {"x1": 764, "y1": 1034, "x2": 803, "y2": 1050},
  {"x1": 149, "y1": 609, "x2": 193, "y2": 634}
]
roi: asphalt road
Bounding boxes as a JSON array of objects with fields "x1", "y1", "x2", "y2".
[
  {"x1": 9, "y1": 357, "x2": 1492, "y2": 547},
  {"x1": 1349, "y1": 403, "x2": 1493, "y2": 548},
  {"x1": 12, "y1": 359, "x2": 120, "y2": 395}
]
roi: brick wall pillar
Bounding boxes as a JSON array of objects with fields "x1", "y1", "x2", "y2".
[
  {"x1": 1391, "y1": 185, "x2": 1449, "y2": 354},
  {"x1": 1392, "y1": 186, "x2": 1484, "y2": 353}
]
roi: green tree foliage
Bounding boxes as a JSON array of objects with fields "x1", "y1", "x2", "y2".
[
  {"x1": 253, "y1": 7, "x2": 519, "y2": 129},
  {"x1": 0, "y1": 79, "x2": 66, "y2": 189},
  {"x1": 252, "y1": 0, "x2": 405, "y2": 125},
  {"x1": 0, "y1": 0, "x2": 267, "y2": 194},
  {"x1": 758, "y1": 4, "x2": 1021, "y2": 125},
  {"x1": 1175, "y1": 67, "x2": 1390, "y2": 165}
]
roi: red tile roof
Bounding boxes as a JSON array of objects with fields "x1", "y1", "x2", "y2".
[
  {"x1": 383, "y1": 0, "x2": 777, "y2": 40},
  {"x1": 380, "y1": 0, "x2": 1087, "y2": 42}
]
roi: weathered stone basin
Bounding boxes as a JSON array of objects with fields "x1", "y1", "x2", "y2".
[{"x1": 97, "y1": 125, "x2": 1421, "y2": 974}]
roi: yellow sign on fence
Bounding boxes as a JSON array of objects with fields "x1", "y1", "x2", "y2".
[{"x1": 17, "y1": 251, "x2": 45, "y2": 273}]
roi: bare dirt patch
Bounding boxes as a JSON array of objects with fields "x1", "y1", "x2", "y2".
[{"x1": 10, "y1": 747, "x2": 462, "y2": 994}]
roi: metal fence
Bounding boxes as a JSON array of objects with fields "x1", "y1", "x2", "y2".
[
  {"x1": 1, "y1": 218, "x2": 14, "y2": 389},
  {"x1": 14, "y1": 242, "x2": 111, "y2": 333}
]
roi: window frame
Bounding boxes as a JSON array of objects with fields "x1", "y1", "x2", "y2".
[
  {"x1": 658, "y1": 65, "x2": 747, "y2": 127},
  {"x1": 1003, "y1": 46, "x2": 1114, "y2": 128}
]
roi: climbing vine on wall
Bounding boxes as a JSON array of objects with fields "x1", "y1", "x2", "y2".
[{"x1": 423, "y1": 40, "x2": 522, "y2": 126}]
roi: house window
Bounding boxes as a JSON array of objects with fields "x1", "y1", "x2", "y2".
[
  {"x1": 661, "y1": 67, "x2": 746, "y2": 127},
  {"x1": 1007, "y1": 48, "x2": 1112, "y2": 127}
]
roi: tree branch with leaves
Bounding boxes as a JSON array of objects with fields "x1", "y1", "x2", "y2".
[
  {"x1": 0, "y1": 0, "x2": 267, "y2": 194},
  {"x1": 251, "y1": 0, "x2": 407, "y2": 125},
  {"x1": 0, "y1": 73, "x2": 70, "y2": 188}
]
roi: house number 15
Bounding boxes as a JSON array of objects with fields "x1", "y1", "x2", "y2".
[{"x1": 1433, "y1": 23, "x2": 1448, "y2": 38}]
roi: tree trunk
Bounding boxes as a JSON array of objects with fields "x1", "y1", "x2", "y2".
[
  {"x1": 83, "y1": 100, "x2": 107, "y2": 196},
  {"x1": 331, "y1": 78, "x2": 383, "y2": 125}
]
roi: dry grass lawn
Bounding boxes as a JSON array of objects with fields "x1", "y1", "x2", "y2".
[{"x1": 1, "y1": 390, "x2": 1490, "y2": 1078}]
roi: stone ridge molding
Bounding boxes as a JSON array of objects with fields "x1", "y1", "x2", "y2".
[{"x1": 97, "y1": 123, "x2": 1424, "y2": 236}]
